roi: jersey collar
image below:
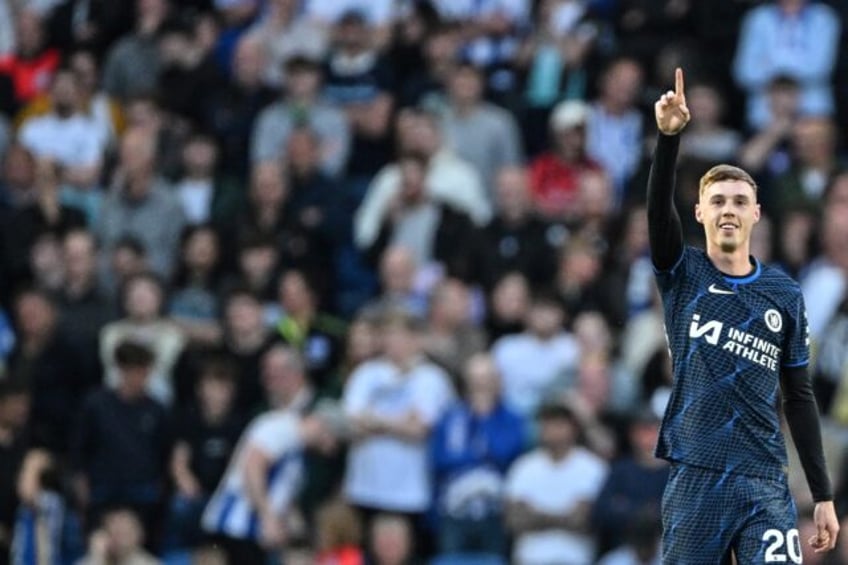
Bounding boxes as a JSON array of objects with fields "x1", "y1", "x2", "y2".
[{"x1": 722, "y1": 256, "x2": 762, "y2": 285}]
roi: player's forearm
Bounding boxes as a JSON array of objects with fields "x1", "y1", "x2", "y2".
[
  {"x1": 646, "y1": 133, "x2": 684, "y2": 271},
  {"x1": 782, "y1": 366, "x2": 833, "y2": 502}
]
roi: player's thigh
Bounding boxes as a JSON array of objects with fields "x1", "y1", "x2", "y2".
[
  {"x1": 661, "y1": 465, "x2": 738, "y2": 564},
  {"x1": 733, "y1": 479, "x2": 800, "y2": 564}
]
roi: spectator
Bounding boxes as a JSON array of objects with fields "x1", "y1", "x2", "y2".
[
  {"x1": 596, "y1": 512, "x2": 662, "y2": 565},
  {"x1": 369, "y1": 514, "x2": 415, "y2": 565},
  {"x1": 491, "y1": 294, "x2": 580, "y2": 418},
  {"x1": 173, "y1": 133, "x2": 242, "y2": 227},
  {"x1": 166, "y1": 357, "x2": 245, "y2": 552},
  {"x1": 478, "y1": 166, "x2": 560, "y2": 290},
  {"x1": 250, "y1": 0, "x2": 328, "y2": 88},
  {"x1": 737, "y1": 76, "x2": 801, "y2": 176},
  {"x1": 343, "y1": 309, "x2": 454, "y2": 525},
  {"x1": 678, "y1": 81, "x2": 741, "y2": 163},
  {"x1": 398, "y1": 22, "x2": 460, "y2": 108},
  {"x1": 74, "y1": 340, "x2": 171, "y2": 539},
  {"x1": 167, "y1": 224, "x2": 224, "y2": 347},
  {"x1": 3, "y1": 156, "x2": 86, "y2": 282},
  {"x1": 11, "y1": 449, "x2": 80, "y2": 564},
  {"x1": 275, "y1": 269, "x2": 346, "y2": 394},
  {"x1": 103, "y1": 236, "x2": 150, "y2": 300},
  {"x1": 122, "y1": 93, "x2": 189, "y2": 182},
  {"x1": 505, "y1": 402, "x2": 608, "y2": 565},
  {"x1": 46, "y1": 0, "x2": 135, "y2": 53},
  {"x1": 0, "y1": 381, "x2": 31, "y2": 562},
  {"x1": 314, "y1": 499, "x2": 365, "y2": 565},
  {"x1": 430, "y1": 353, "x2": 526, "y2": 555},
  {"x1": 7, "y1": 288, "x2": 86, "y2": 454},
  {"x1": 97, "y1": 127, "x2": 186, "y2": 278},
  {"x1": 0, "y1": 9, "x2": 60, "y2": 112},
  {"x1": 77, "y1": 507, "x2": 160, "y2": 565},
  {"x1": 200, "y1": 401, "x2": 343, "y2": 563},
  {"x1": 423, "y1": 278, "x2": 486, "y2": 380},
  {"x1": 360, "y1": 153, "x2": 480, "y2": 283},
  {"x1": 585, "y1": 57, "x2": 644, "y2": 205},
  {"x1": 733, "y1": 0, "x2": 840, "y2": 130},
  {"x1": 355, "y1": 107, "x2": 490, "y2": 250},
  {"x1": 362, "y1": 245, "x2": 430, "y2": 320},
  {"x1": 66, "y1": 48, "x2": 124, "y2": 160},
  {"x1": 251, "y1": 54, "x2": 349, "y2": 178},
  {"x1": 767, "y1": 116, "x2": 842, "y2": 222},
  {"x1": 485, "y1": 271, "x2": 531, "y2": 343},
  {"x1": 323, "y1": 10, "x2": 397, "y2": 178},
  {"x1": 528, "y1": 100, "x2": 603, "y2": 220},
  {"x1": 216, "y1": 287, "x2": 275, "y2": 414},
  {"x1": 591, "y1": 408, "x2": 668, "y2": 554},
  {"x1": 305, "y1": 0, "x2": 397, "y2": 50},
  {"x1": 224, "y1": 234, "x2": 280, "y2": 311},
  {"x1": 57, "y1": 229, "x2": 114, "y2": 389},
  {"x1": 0, "y1": 142, "x2": 35, "y2": 210},
  {"x1": 101, "y1": 0, "x2": 170, "y2": 101},
  {"x1": 100, "y1": 272, "x2": 186, "y2": 405},
  {"x1": 17, "y1": 67, "x2": 107, "y2": 191},
  {"x1": 553, "y1": 236, "x2": 607, "y2": 318},
  {"x1": 441, "y1": 61, "x2": 524, "y2": 195},
  {"x1": 203, "y1": 32, "x2": 276, "y2": 179}
]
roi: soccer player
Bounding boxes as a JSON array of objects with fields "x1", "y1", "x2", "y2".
[{"x1": 648, "y1": 68, "x2": 839, "y2": 563}]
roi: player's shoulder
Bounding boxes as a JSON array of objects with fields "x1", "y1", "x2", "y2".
[{"x1": 755, "y1": 262, "x2": 803, "y2": 294}]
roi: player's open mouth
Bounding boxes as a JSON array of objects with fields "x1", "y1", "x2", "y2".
[{"x1": 719, "y1": 223, "x2": 737, "y2": 233}]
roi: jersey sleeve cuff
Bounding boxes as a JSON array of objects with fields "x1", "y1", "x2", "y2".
[{"x1": 783, "y1": 359, "x2": 810, "y2": 368}]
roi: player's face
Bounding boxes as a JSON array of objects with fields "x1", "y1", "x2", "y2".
[{"x1": 695, "y1": 180, "x2": 760, "y2": 254}]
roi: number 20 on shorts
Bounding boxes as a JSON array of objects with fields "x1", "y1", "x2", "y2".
[{"x1": 763, "y1": 528, "x2": 802, "y2": 563}]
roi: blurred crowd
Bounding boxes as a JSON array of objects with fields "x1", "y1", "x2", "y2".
[{"x1": 2, "y1": 0, "x2": 848, "y2": 563}]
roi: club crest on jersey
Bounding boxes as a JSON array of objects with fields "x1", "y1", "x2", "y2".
[{"x1": 764, "y1": 309, "x2": 783, "y2": 333}]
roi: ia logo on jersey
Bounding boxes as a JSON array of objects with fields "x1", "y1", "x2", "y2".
[
  {"x1": 764, "y1": 309, "x2": 782, "y2": 333},
  {"x1": 688, "y1": 314, "x2": 723, "y2": 345}
]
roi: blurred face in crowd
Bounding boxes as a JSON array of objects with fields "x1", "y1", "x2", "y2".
[
  {"x1": 69, "y1": 51, "x2": 99, "y2": 94},
  {"x1": 120, "y1": 129, "x2": 157, "y2": 189},
  {"x1": 577, "y1": 170, "x2": 614, "y2": 219},
  {"x1": 448, "y1": 65, "x2": 484, "y2": 107},
  {"x1": 3, "y1": 144, "x2": 35, "y2": 191},
  {"x1": 624, "y1": 205, "x2": 649, "y2": 257},
  {"x1": 380, "y1": 247, "x2": 416, "y2": 294},
  {"x1": 424, "y1": 28, "x2": 459, "y2": 68},
  {"x1": 495, "y1": 167, "x2": 531, "y2": 221},
  {"x1": 286, "y1": 65, "x2": 321, "y2": 100},
  {"x1": 346, "y1": 318, "x2": 380, "y2": 366},
  {"x1": 559, "y1": 243, "x2": 601, "y2": 286},
  {"x1": 827, "y1": 174, "x2": 848, "y2": 208},
  {"x1": 225, "y1": 294, "x2": 264, "y2": 337},
  {"x1": 577, "y1": 354, "x2": 611, "y2": 411},
  {"x1": 232, "y1": 35, "x2": 265, "y2": 87},
  {"x1": 262, "y1": 346, "x2": 304, "y2": 403},
  {"x1": 686, "y1": 84, "x2": 724, "y2": 128},
  {"x1": 183, "y1": 227, "x2": 219, "y2": 275},
  {"x1": 382, "y1": 321, "x2": 421, "y2": 367},
  {"x1": 601, "y1": 58, "x2": 643, "y2": 112},
  {"x1": 15, "y1": 10, "x2": 44, "y2": 57},
  {"x1": 396, "y1": 111, "x2": 440, "y2": 156},
  {"x1": 371, "y1": 517, "x2": 412, "y2": 565},
  {"x1": 539, "y1": 413, "x2": 577, "y2": 457},
  {"x1": 629, "y1": 417, "x2": 661, "y2": 459},
  {"x1": 124, "y1": 276, "x2": 163, "y2": 321},
  {"x1": 792, "y1": 117, "x2": 837, "y2": 166},
  {"x1": 238, "y1": 243, "x2": 277, "y2": 288},
  {"x1": 14, "y1": 292, "x2": 56, "y2": 342},
  {"x1": 573, "y1": 311, "x2": 611, "y2": 356},
  {"x1": 30, "y1": 234, "x2": 64, "y2": 291},
  {"x1": 822, "y1": 206, "x2": 848, "y2": 268},
  {"x1": 490, "y1": 273, "x2": 530, "y2": 322},
  {"x1": 51, "y1": 70, "x2": 80, "y2": 117},
  {"x1": 279, "y1": 271, "x2": 315, "y2": 315},
  {"x1": 430, "y1": 279, "x2": 471, "y2": 329},
  {"x1": 111, "y1": 244, "x2": 147, "y2": 286},
  {"x1": 103, "y1": 510, "x2": 145, "y2": 557},
  {"x1": 182, "y1": 137, "x2": 218, "y2": 178},
  {"x1": 120, "y1": 362, "x2": 151, "y2": 397},
  {"x1": 124, "y1": 98, "x2": 162, "y2": 132},
  {"x1": 250, "y1": 162, "x2": 286, "y2": 209},
  {"x1": 463, "y1": 354, "x2": 501, "y2": 415},
  {"x1": 768, "y1": 81, "x2": 800, "y2": 121},
  {"x1": 0, "y1": 391, "x2": 30, "y2": 431},
  {"x1": 526, "y1": 301, "x2": 564, "y2": 339},
  {"x1": 197, "y1": 374, "x2": 235, "y2": 419},
  {"x1": 286, "y1": 128, "x2": 320, "y2": 174},
  {"x1": 334, "y1": 17, "x2": 370, "y2": 53}
]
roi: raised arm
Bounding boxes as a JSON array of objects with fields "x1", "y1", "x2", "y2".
[{"x1": 647, "y1": 68, "x2": 690, "y2": 271}]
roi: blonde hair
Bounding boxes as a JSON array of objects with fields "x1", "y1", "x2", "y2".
[{"x1": 699, "y1": 164, "x2": 757, "y2": 197}]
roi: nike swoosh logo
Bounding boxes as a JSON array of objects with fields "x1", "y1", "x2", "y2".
[{"x1": 708, "y1": 284, "x2": 735, "y2": 295}]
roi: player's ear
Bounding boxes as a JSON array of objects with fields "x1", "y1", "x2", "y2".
[
  {"x1": 753, "y1": 203, "x2": 761, "y2": 224},
  {"x1": 695, "y1": 203, "x2": 703, "y2": 224}
]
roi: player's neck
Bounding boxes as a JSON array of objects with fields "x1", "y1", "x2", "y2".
[{"x1": 707, "y1": 245, "x2": 754, "y2": 277}]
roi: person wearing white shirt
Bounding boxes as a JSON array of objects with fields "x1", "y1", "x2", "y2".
[
  {"x1": 18, "y1": 67, "x2": 107, "y2": 189},
  {"x1": 492, "y1": 295, "x2": 580, "y2": 418},
  {"x1": 201, "y1": 404, "x2": 342, "y2": 563},
  {"x1": 343, "y1": 309, "x2": 455, "y2": 516},
  {"x1": 505, "y1": 402, "x2": 608, "y2": 565}
]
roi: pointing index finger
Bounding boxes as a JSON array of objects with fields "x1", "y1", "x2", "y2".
[{"x1": 675, "y1": 67, "x2": 685, "y2": 98}]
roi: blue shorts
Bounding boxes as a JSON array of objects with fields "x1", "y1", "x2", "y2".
[{"x1": 661, "y1": 463, "x2": 801, "y2": 564}]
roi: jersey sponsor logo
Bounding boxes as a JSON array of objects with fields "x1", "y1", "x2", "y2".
[
  {"x1": 764, "y1": 309, "x2": 783, "y2": 333},
  {"x1": 689, "y1": 313, "x2": 782, "y2": 371},
  {"x1": 707, "y1": 283, "x2": 735, "y2": 295},
  {"x1": 689, "y1": 314, "x2": 723, "y2": 345}
]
